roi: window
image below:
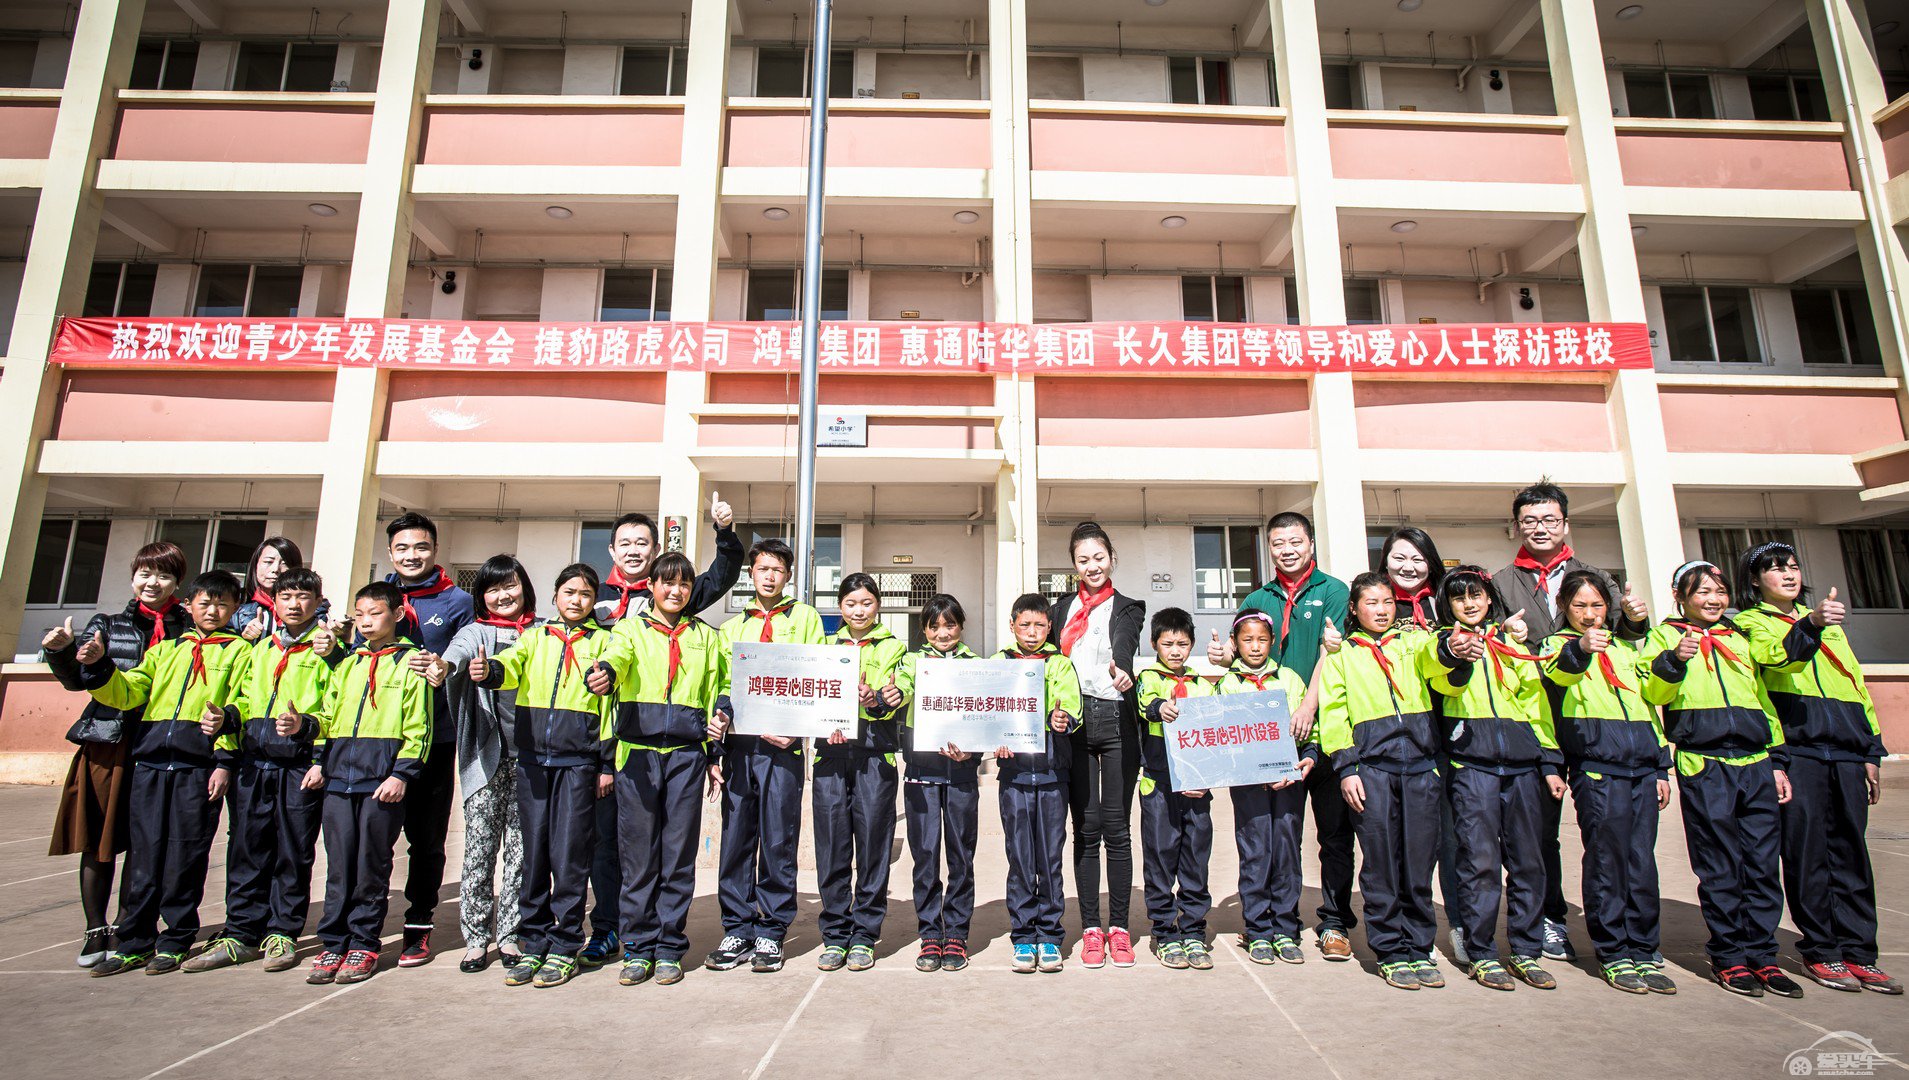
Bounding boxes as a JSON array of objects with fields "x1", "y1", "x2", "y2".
[
  {"x1": 1038, "y1": 569, "x2": 1078, "y2": 604},
  {"x1": 1658, "y1": 285, "x2": 1760, "y2": 363},
  {"x1": 1194, "y1": 525, "x2": 1260, "y2": 611},
  {"x1": 234, "y1": 42, "x2": 338, "y2": 92},
  {"x1": 620, "y1": 46, "x2": 685, "y2": 95},
  {"x1": 1322, "y1": 63, "x2": 1362, "y2": 109},
  {"x1": 82, "y1": 263, "x2": 158, "y2": 317},
  {"x1": 755, "y1": 47, "x2": 854, "y2": 99},
  {"x1": 1748, "y1": 74, "x2": 1830, "y2": 122},
  {"x1": 726, "y1": 523, "x2": 843, "y2": 610},
  {"x1": 1697, "y1": 527, "x2": 1796, "y2": 589},
  {"x1": 1181, "y1": 275, "x2": 1246, "y2": 322},
  {"x1": 745, "y1": 268, "x2": 849, "y2": 321},
  {"x1": 1344, "y1": 279, "x2": 1383, "y2": 325},
  {"x1": 601, "y1": 269, "x2": 673, "y2": 321},
  {"x1": 128, "y1": 39, "x2": 199, "y2": 90},
  {"x1": 1792, "y1": 286, "x2": 1881, "y2": 365},
  {"x1": 1283, "y1": 277, "x2": 1301, "y2": 324},
  {"x1": 26, "y1": 519, "x2": 111, "y2": 607},
  {"x1": 1168, "y1": 57, "x2": 1232, "y2": 105},
  {"x1": 156, "y1": 516, "x2": 268, "y2": 576},
  {"x1": 1837, "y1": 528, "x2": 1909, "y2": 609},
  {"x1": 193, "y1": 265, "x2": 303, "y2": 318},
  {"x1": 1622, "y1": 71, "x2": 1715, "y2": 119}
]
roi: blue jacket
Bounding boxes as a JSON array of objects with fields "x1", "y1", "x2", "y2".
[
  {"x1": 227, "y1": 596, "x2": 331, "y2": 638},
  {"x1": 384, "y1": 568, "x2": 474, "y2": 743}
]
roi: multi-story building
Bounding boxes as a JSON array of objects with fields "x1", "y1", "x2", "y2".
[{"x1": 0, "y1": 0, "x2": 1906, "y2": 773}]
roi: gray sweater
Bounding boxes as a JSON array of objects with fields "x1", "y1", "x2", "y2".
[{"x1": 441, "y1": 621, "x2": 527, "y2": 796}]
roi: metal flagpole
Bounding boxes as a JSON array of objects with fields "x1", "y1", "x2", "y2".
[{"x1": 793, "y1": 0, "x2": 833, "y2": 603}]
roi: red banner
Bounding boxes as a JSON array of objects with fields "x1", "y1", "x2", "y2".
[{"x1": 49, "y1": 317, "x2": 1651, "y2": 374}]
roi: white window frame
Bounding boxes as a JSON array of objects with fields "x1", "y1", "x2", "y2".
[
  {"x1": 25, "y1": 517, "x2": 112, "y2": 609},
  {"x1": 1657, "y1": 283, "x2": 1764, "y2": 364},
  {"x1": 1192, "y1": 523, "x2": 1262, "y2": 613},
  {"x1": 598, "y1": 268, "x2": 672, "y2": 321},
  {"x1": 617, "y1": 45, "x2": 684, "y2": 96}
]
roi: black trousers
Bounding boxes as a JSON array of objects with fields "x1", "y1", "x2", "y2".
[
  {"x1": 1307, "y1": 755, "x2": 1359, "y2": 933},
  {"x1": 588, "y1": 786, "x2": 620, "y2": 936},
  {"x1": 1570, "y1": 770, "x2": 1661, "y2": 964},
  {"x1": 116, "y1": 764, "x2": 222, "y2": 955},
  {"x1": 1001, "y1": 780, "x2": 1069, "y2": 944},
  {"x1": 813, "y1": 750, "x2": 899, "y2": 947},
  {"x1": 515, "y1": 762, "x2": 598, "y2": 957},
  {"x1": 1231, "y1": 780, "x2": 1307, "y2": 942},
  {"x1": 717, "y1": 740, "x2": 804, "y2": 942},
  {"x1": 1781, "y1": 756, "x2": 1880, "y2": 965},
  {"x1": 224, "y1": 761, "x2": 322, "y2": 945},
  {"x1": 1142, "y1": 785, "x2": 1213, "y2": 943},
  {"x1": 905, "y1": 779, "x2": 978, "y2": 942},
  {"x1": 400, "y1": 746, "x2": 455, "y2": 930},
  {"x1": 616, "y1": 749, "x2": 705, "y2": 961},
  {"x1": 318, "y1": 790, "x2": 405, "y2": 953},
  {"x1": 1679, "y1": 756, "x2": 1783, "y2": 969},
  {"x1": 1069, "y1": 697, "x2": 1138, "y2": 929},
  {"x1": 1450, "y1": 766, "x2": 1545, "y2": 959},
  {"x1": 1351, "y1": 767, "x2": 1440, "y2": 964},
  {"x1": 1539, "y1": 777, "x2": 1569, "y2": 923}
]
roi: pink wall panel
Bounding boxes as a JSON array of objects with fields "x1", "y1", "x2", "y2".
[
  {"x1": 698, "y1": 417, "x2": 990, "y2": 450},
  {"x1": 1035, "y1": 377, "x2": 1311, "y2": 448},
  {"x1": 1659, "y1": 388, "x2": 1904, "y2": 454},
  {"x1": 111, "y1": 104, "x2": 372, "y2": 163},
  {"x1": 53, "y1": 372, "x2": 335, "y2": 441},
  {"x1": 1327, "y1": 124, "x2": 1573, "y2": 184},
  {"x1": 1858, "y1": 446, "x2": 1909, "y2": 490},
  {"x1": 1354, "y1": 382, "x2": 1614, "y2": 450},
  {"x1": 384, "y1": 372, "x2": 666, "y2": 442},
  {"x1": 0, "y1": 672, "x2": 80, "y2": 754},
  {"x1": 725, "y1": 110, "x2": 990, "y2": 169},
  {"x1": 419, "y1": 107, "x2": 684, "y2": 167},
  {"x1": 707, "y1": 373, "x2": 997, "y2": 408},
  {"x1": 0, "y1": 101, "x2": 58, "y2": 159},
  {"x1": 1028, "y1": 113, "x2": 1286, "y2": 175},
  {"x1": 1881, "y1": 106, "x2": 1909, "y2": 178},
  {"x1": 1615, "y1": 131, "x2": 1852, "y2": 190},
  {"x1": 1874, "y1": 675, "x2": 1909, "y2": 754}
]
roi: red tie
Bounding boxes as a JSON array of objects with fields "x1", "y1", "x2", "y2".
[
  {"x1": 1061, "y1": 581, "x2": 1115, "y2": 656},
  {"x1": 1276, "y1": 562, "x2": 1316, "y2": 647},
  {"x1": 185, "y1": 633, "x2": 237, "y2": 689},
  {"x1": 1596, "y1": 650, "x2": 1632, "y2": 694},
  {"x1": 548, "y1": 626, "x2": 590, "y2": 684},
  {"x1": 1349, "y1": 633, "x2": 1400, "y2": 695},
  {"x1": 1465, "y1": 629, "x2": 1547, "y2": 689},
  {"x1": 358, "y1": 645, "x2": 403, "y2": 708},
  {"x1": 138, "y1": 598, "x2": 179, "y2": 648},
  {"x1": 648, "y1": 617, "x2": 690, "y2": 699},
  {"x1": 606, "y1": 571, "x2": 651, "y2": 620},
  {"x1": 271, "y1": 640, "x2": 314, "y2": 688},
  {"x1": 755, "y1": 601, "x2": 793, "y2": 643},
  {"x1": 1167, "y1": 672, "x2": 1195, "y2": 698},
  {"x1": 1669, "y1": 621, "x2": 1745, "y2": 672},
  {"x1": 1513, "y1": 544, "x2": 1574, "y2": 600},
  {"x1": 1235, "y1": 670, "x2": 1271, "y2": 691},
  {"x1": 1763, "y1": 608, "x2": 1857, "y2": 685},
  {"x1": 1393, "y1": 585, "x2": 1434, "y2": 629}
]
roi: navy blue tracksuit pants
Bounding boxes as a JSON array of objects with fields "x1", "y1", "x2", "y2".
[
  {"x1": 905, "y1": 779, "x2": 978, "y2": 942},
  {"x1": 1142, "y1": 785, "x2": 1213, "y2": 944},
  {"x1": 1307, "y1": 755, "x2": 1359, "y2": 934},
  {"x1": 117, "y1": 764, "x2": 223, "y2": 956},
  {"x1": 1449, "y1": 765, "x2": 1545, "y2": 960},
  {"x1": 1351, "y1": 766, "x2": 1441, "y2": 963},
  {"x1": 317, "y1": 791, "x2": 404, "y2": 953},
  {"x1": 1570, "y1": 770, "x2": 1661, "y2": 964},
  {"x1": 1781, "y1": 756, "x2": 1880, "y2": 965},
  {"x1": 814, "y1": 750, "x2": 898, "y2": 947},
  {"x1": 589, "y1": 791, "x2": 620, "y2": 938},
  {"x1": 1231, "y1": 780, "x2": 1306, "y2": 942},
  {"x1": 223, "y1": 760, "x2": 322, "y2": 946},
  {"x1": 1001, "y1": 780, "x2": 1069, "y2": 945},
  {"x1": 1679, "y1": 756, "x2": 1783, "y2": 969},
  {"x1": 717, "y1": 739, "x2": 803, "y2": 943},
  {"x1": 615, "y1": 749, "x2": 705, "y2": 962},
  {"x1": 516, "y1": 762, "x2": 597, "y2": 957}
]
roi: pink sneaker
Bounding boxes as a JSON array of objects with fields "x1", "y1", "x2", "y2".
[
  {"x1": 1108, "y1": 928, "x2": 1136, "y2": 968},
  {"x1": 1079, "y1": 928, "x2": 1106, "y2": 969}
]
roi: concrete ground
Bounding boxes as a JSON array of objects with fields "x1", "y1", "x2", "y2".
[{"x1": 0, "y1": 773, "x2": 1904, "y2": 1080}]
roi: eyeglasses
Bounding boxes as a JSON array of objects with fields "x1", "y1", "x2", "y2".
[{"x1": 1517, "y1": 516, "x2": 1564, "y2": 530}]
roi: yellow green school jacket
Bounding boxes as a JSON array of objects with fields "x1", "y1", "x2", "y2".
[
  {"x1": 222, "y1": 623, "x2": 340, "y2": 767},
  {"x1": 720, "y1": 595, "x2": 827, "y2": 647},
  {"x1": 1440, "y1": 623, "x2": 1561, "y2": 776},
  {"x1": 992, "y1": 642, "x2": 1083, "y2": 786},
  {"x1": 1540, "y1": 630, "x2": 1669, "y2": 781},
  {"x1": 92, "y1": 629, "x2": 251, "y2": 770},
  {"x1": 1317, "y1": 628, "x2": 1467, "y2": 775},
  {"x1": 893, "y1": 641, "x2": 982, "y2": 784},
  {"x1": 1736, "y1": 603, "x2": 1885, "y2": 764},
  {"x1": 1137, "y1": 663, "x2": 1220, "y2": 782},
  {"x1": 609, "y1": 612, "x2": 729, "y2": 765},
  {"x1": 1639, "y1": 619, "x2": 1786, "y2": 773},
  {"x1": 314, "y1": 640, "x2": 433, "y2": 794},
  {"x1": 478, "y1": 618, "x2": 626, "y2": 769},
  {"x1": 1220, "y1": 660, "x2": 1324, "y2": 767},
  {"x1": 826, "y1": 623, "x2": 909, "y2": 756}
]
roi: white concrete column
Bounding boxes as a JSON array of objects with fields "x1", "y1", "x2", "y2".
[{"x1": 990, "y1": 0, "x2": 1038, "y2": 601}]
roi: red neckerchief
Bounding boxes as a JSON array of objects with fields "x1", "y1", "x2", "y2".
[
  {"x1": 645, "y1": 615, "x2": 690, "y2": 699},
  {"x1": 1759, "y1": 606, "x2": 1857, "y2": 684},
  {"x1": 248, "y1": 588, "x2": 276, "y2": 616},
  {"x1": 477, "y1": 611, "x2": 536, "y2": 631},
  {"x1": 605, "y1": 569, "x2": 652, "y2": 621},
  {"x1": 138, "y1": 598, "x2": 179, "y2": 647},
  {"x1": 749, "y1": 598, "x2": 795, "y2": 643},
  {"x1": 357, "y1": 644, "x2": 405, "y2": 708},
  {"x1": 1349, "y1": 632, "x2": 1400, "y2": 695},
  {"x1": 1060, "y1": 580, "x2": 1115, "y2": 656},
  {"x1": 183, "y1": 631, "x2": 239, "y2": 688},
  {"x1": 395, "y1": 567, "x2": 455, "y2": 628},
  {"x1": 1667, "y1": 619, "x2": 1745, "y2": 672},
  {"x1": 1513, "y1": 544, "x2": 1574, "y2": 599},
  {"x1": 1232, "y1": 664, "x2": 1277, "y2": 691},
  {"x1": 1007, "y1": 646, "x2": 1048, "y2": 659},
  {"x1": 1457, "y1": 625, "x2": 1547, "y2": 689},
  {"x1": 547, "y1": 624, "x2": 590, "y2": 683},
  {"x1": 271, "y1": 640, "x2": 314, "y2": 687},
  {"x1": 1275, "y1": 562, "x2": 1316, "y2": 647},
  {"x1": 1565, "y1": 630, "x2": 1635, "y2": 694},
  {"x1": 1393, "y1": 584, "x2": 1434, "y2": 629}
]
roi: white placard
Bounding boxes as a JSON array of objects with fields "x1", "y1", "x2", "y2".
[
  {"x1": 729, "y1": 643, "x2": 860, "y2": 738},
  {"x1": 912, "y1": 657, "x2": 1045, "y2": 753},
  {"x1": 1163, "y1": 689, "x2": 1302, "y2": 791},
  {"x1": 818, "y1": 412, "x2": 867, "y2": 448}
]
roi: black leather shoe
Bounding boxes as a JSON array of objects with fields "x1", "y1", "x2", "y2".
[{"x1": 459, "y1": 950, "x2": 492, "y2": 974}]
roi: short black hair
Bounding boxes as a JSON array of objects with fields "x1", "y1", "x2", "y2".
[
  {"x1": 1436, "y1": 565, "x2": 1509, "y2": 627},
  {"x1": 1557, "y1": 569, "x2": 1614, "y2": 624},
  {"x1": 611, "y1": 512, "x2": 658, "y2": 547},
  {"x1": 355, "y1": 580, "x2": 404, "y2": 610},
  {"x1": 921, "y1": 593, "x2": 966, "y2": 629},
  {"x1": 186, "y1": 569, "x2": 243, "y2": 604},
  {"x1": 1511, "y1": 480, "x2": 1569, "y2": 521},
  {"x1": 473, "y1": 555, "x2": 535, "y2": 618},
  {"x1": 554, "y1": 562, "x2": 600, "y2": 596},
  {"x1": 1011, "y1": 593, "x2": 1049, "y2": 620},
  {"x1": 747, "y1": 538, "x2": 794, "y2": 572},
  {"x1": 1068, "y1": 521, "x2": 1115, "y2": 562},
  {"x1": 1673, "y1": 562, "x2": 1729, "y2": 601},
  {"x1": 1735, "y1": 540, "x2": 1807, "y2": 610},
  {"x1": 385, "y1": 511, "x2": 438, "y2": 543},
  {"x1": 651, "y1": 551, "x2": 696, "y2": 587},
  {"x1": 1266, "y1": 511, "x2": 1315, "y2": 540},
  {"x1": 838, "y1": 572, "x2": 879, "y2": 603},
  {"x1": 1151, "y1": 607, "x2": 1195, "y2": 643},
  {"x1": 273, "y1": 567, "x2": 323, "y2": 597},
  {"x1": 1346, "y1": 570, "x2": 1391, "y2": 623}
]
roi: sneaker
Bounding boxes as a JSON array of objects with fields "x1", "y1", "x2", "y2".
[
  {"x1": 306, "y1": 950, "x2": 345, "y2": 985},
  {"x1": 146, "y1": 951, "x2": 185, "y2": 975},
  {"x1": 1806, "y1": 960, "x2": 1864, "y2": 993},
  {"x1": 1410, "y1": 959, "x2": 1445, "y2": 988},
  {"x1": 1379, "y1": 960, "x2": 1420, "y2": 990},
  {"x1": 1107, "y1": 928, "x2": 1136, "y2": 968},
  {"x1": 1634, "y1": 960, "x2": 1677, "y2": 995},
  {"x1": 1540, "y1": 920, "x2": 1575, "y2": 962},
  {"x1": 504, "y1": 953, "x2": 544, "y2": 986},
  {"x1": 1847, "y1": 963, "x2": 1904, "y2": 995},
  {"x1": 939, "y1": 940, "x2": 969, "y2": 972},
  {"x1": 1272, "y1": 936, "x2": 1305, "y2": 964},
  {"x1": 579, "y1": 932, "x2": 618, "y2": 969},
  {"x1": 533, "y1": 954, "x2": 578, "y2": 988},
  {"x1": 183, "y1": 936, "x2": 259, "y2": 973},
  {"x1": 1246, "y1": 939, "x2": 1277, "y2": 965},
  {"x1": 1037, "y1": 942, "x2": 1064, "y2": 973},
  {"x1": 817, "y1": 945, "x2": 848, "y2": 971},
  {"x1": 1449, "y1": 926, "x2": 1472, "y2": 968},
  {"x1": 706, "y1": 935, "x2": 752, "y2": 971},
  {"x1": 1508, "y1": 955, "x2": 1556, "y2": 990},
  {"x1": 1601, "y1": 960, "x2": 1648, "y2": 995},
  {"x1": 1012, "y1": 943, "x2": 1038, "y2": 973},
  {"x1": 90, "y1": 950, "x2": 150, "y2": 978},
  {"x1": 261, "y1": 934, "x2": 300, "y2": 972},
  {"x1": 1156, "y1": 941, "x2": 1189, "y2": 969},
  {"x1": 77, "y1": 927, "x2": 110, "y2": 968},
  {"x1": 1079, "y1": 928, "x2": 1107, "y2": 969},
  {"x1": 915, "y1": 940, "x2": 943, "y2": 973},
  {"x1": 1318, "y1": 928, "x2": 1353, "y2": 962},
  {"x1": 846, "y1": 944, "x2": 876, "y2": 971},
  {"x1": 1755, "y1": 965, "x2": 1804, "y2": 999},
  {"x1": 1470, "y1": 958, "x2": 1517, "y2": 991},
  {"x1": 620, "y1": 958, "x2": 654, "y2": 985},
  {"x1": 653, "y1": 959, "x2": 685, "y2": 986},
  {"x1": 1183, "y1": 941, "x2": 1212, "y2": 970},
  {"x1": 751, "y1": 938, "x2": 784, "y2": 973},
  {"x1": 398, "y1": 927, "x2": 433, "y2": 968},
  {"x1": 334, "y1": 949, "x2": 379, "y2": 984},
  {"x1": 1715, "y1": 964, "x2": 1764, "y2": 997}
]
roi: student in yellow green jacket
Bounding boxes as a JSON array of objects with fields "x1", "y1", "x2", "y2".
[
  {"x1": 1317, "y1": 571, "x2": 1471, "y2": 991},
  {"x1": 1135, "y1": 609, "x2": 1222, "y2": 971},
  {"x1": 1734, "y1": 541, "x2": 1896, "y2": 995},
  {"x1": 1540, "y1": 570, "x2": 1675, "y2": 996},
  {"x1": 85, "y1": 570, "x2": 247, "y2": 978},
  {"x1": 1639, "y1": 560, "x2": 1799, "y2": 999},
  {"x1": 302, "y1": 581, "x2": 434, "y2": 988},
  {"x1": 472, "y1": 563, "x2": 624, "y2": 989},
  {"x1": 814, "y1": 573, "x2": 908, "y2": 972}
]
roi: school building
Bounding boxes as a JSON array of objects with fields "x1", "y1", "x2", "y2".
[{"x1": 0, "y1": 0, "x2": 1907, "y2": 775}]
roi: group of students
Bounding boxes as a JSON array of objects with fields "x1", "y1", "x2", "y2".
[{"x1": 38, "y1": 481, "x2": 1895, "y2": 1000}]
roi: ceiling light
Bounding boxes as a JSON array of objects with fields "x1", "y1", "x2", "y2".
[
  {"x1": 1397, "y1": 0, "x2": 1423, "y2": 11},
  {"x1": 762, "y1": 206, "x2": 790, "y2": 221},
  {"x1": 1875, "y1": 21, "x2": 1900, "y2": 35},
  {"x1": 1615, "y1": 5, "x2": 1644, "y2": 20},
  {"x1": 953, "y1": 210, "x2": 980, "y2": 224},
  {"x1": 1160, "y1": 215, "x2": 1187, "y2": 228},
  {"x1": 544, "y1": 205, "x2": 573, "y2": 219},
  {"x1": 307, "y1": 202, "x2": 337, "y2": 217},
  {"x1": 1631, "y1": 225, "x2": 1648, "y2": 236},
  {"x1": 1390, "y1": 219, "x2": 1418, "y2": 233}
]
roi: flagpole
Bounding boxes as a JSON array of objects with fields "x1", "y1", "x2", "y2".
[{"x1": 793, "y1": 0, "x2": 832, "y2": 604}]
